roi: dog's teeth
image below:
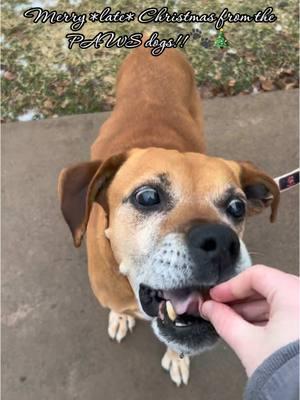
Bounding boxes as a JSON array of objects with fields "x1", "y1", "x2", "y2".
[
  {"x1": 166, "y1": 301, "x2": 176, "y2": 321},
  {"x1": 175, "y1": 321, "x2": 188, "y2": 327}
]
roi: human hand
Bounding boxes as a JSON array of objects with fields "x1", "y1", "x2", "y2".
[{"x1": 200, "y1": 265, "x2": 300, "y2": 377}]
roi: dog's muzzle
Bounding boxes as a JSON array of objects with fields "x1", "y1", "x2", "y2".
[{"x1": 136, "y1": 223, "x2": 249, "y2": 355}]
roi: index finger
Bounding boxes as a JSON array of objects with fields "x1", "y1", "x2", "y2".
[{"x1": 210, "y1": 265, "x2": 290, "y2": 303}]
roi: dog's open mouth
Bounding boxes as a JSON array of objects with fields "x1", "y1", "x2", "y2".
[
  {"x1": 139, "y1": 284, "x2": 219, "y2": 354},
  {"x1": 139, "y1": 284, "x2": 211, "y2": 327}
]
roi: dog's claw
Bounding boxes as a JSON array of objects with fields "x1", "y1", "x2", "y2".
[
  {"x1": 108, "y1": 311, "x2": 135, "y2": 342},
  {"x1": 128, "y1": 316, "x2": 135, "y2": 333},
  {"x1": 161, "y1": 348, "x2": 190, "y2": 386}
]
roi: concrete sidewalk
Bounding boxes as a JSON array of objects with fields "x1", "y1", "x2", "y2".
[{"x1": 2, "y1": 90, "x2": 299, "y2": 400}]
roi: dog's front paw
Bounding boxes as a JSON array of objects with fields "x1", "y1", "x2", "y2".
[
  {"x1": 108, "y1": 310, "x2": 135, "y2": 343},
  {"x1": 161, "y1": 348, "x2": 190, "y2": 386}
]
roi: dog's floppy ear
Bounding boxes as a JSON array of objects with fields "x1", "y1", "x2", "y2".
[
  {"x1": 58, "y1": 153, "x2": 127, "y2": 247},
  {"x1": 238, "y1": 161, "x2": 280, "y2": 222}
]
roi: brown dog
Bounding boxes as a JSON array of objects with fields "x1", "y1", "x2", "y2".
[{"x1": 58, "y1": 45, "x2": 279, "y2": 386}]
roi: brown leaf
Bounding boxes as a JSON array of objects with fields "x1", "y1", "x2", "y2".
[
  {"x1": 4, "y1": 71, "x2": 16, "y2": 80},
  {"x1": 244, "y1": 51, "x2": 256, "y2": 63},
  {"x1": 284, "y1": 82, "x2": 297, "y2": 90},
  {"x1": 214, "y1": 70, "x2": 221, "y2": 80},
  {"x1": 43, "y1": 99, "x2": 54, "y2": 110},
  {"x1": 103, "y1": 75, "x2": 115, "y2": 85},
  {"x1": 55, "y1": 85, "x2": 66, "y2": 96},
  {"x1": 260, "y1": 78, "x2": 274, "y2": 91},
  {"x1": 277, "y1": 68, "x2": 295, "y2": 78},
  {"x1": 106, "y1": 96, "x2": 115, "y2": 107},
  {"x1": 275, "y1": 76, "x2": 298, "y2": 90},
  {"x1": 61, "y1": 99, "x2": 69, "y2": 109}
]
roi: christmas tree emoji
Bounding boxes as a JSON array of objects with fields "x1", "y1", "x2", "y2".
[{"x1": 214, "y1": 28, "x2": 229, "y2": 49}]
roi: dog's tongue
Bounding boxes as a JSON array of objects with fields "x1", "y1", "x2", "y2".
[{"x1": 163, "y1": 288, "x2": 203, "y2": 316}]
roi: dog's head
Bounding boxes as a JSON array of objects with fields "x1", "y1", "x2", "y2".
[{"x1": 58, "y1": 148, "x2": 279, "y2": 355}]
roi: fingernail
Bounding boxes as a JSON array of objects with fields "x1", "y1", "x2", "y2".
[
  {"x1": 200, "y1": 301, "x2": 212, "y2": 321},
  {"x1": 209, "y1": 286, "x2": 223, "y2": 301}
]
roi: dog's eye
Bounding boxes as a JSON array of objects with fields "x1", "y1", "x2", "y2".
[
  {"x1": 135, "y1": 187, "x2": 160, "y2": 207},
  {"x1": 226, "y1": 199, "x2": 246, "y2": 219}
]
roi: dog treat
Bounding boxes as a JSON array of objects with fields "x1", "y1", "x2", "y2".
[{"x1": 166, "y1": 300, "x2": 176, "y2": 321}]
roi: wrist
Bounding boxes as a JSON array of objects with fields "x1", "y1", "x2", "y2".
[
  {"x1": 244, "y1": 341, "x2": 299, "y2": 400},
  {"x1": 244, "y1": 339, "x2": 300, "y2": 377}
]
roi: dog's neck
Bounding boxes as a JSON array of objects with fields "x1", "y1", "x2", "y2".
[
  {"x1": 91, "y1": 47, "x2": 206, "y2": 161},
  {"x1": 92, "y1": 114, "x2": 205, "y2": 161}
]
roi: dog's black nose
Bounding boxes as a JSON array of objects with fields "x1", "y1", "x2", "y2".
[
  {"x1": 186, "y1": 223, "x2": 240, "y2": 284},
  {"x1": 187, "y1": 223, "x2": 240, "y2": 261}
]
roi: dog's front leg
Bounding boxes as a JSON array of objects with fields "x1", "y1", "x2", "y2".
[
  {"x1": 107, "y1": 310, "x2": 135, "y2": 343},
  {"x1": 161, "y1": 347, "x2": 190, "y2": 386}
]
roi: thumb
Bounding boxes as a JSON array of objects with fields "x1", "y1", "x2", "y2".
[{"x1": 201, "y1": 300, "x2": 256, "y2": 353}]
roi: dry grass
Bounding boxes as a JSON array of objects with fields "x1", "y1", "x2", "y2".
[{"x1": 1, "y1": 0, "x2": 299, "y2": 121}]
